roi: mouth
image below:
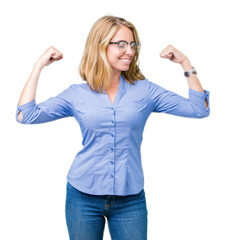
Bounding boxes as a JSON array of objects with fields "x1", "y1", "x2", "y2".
[{"x1": 119, "y1": 58, "x2": 132, "y2": 64}]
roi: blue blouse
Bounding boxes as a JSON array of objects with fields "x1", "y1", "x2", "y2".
[{"x1": 16, "y1": 75, "x2": 210, "y2": 196}]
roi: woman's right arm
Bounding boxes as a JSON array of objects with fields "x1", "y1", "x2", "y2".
[{"x1": 17, "y1": 46, "x2": 63, "y2": 122}]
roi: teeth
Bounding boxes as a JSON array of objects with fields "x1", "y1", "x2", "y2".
[{"x1": 120, "y1": 59, "x2": 130, "y2": 62}]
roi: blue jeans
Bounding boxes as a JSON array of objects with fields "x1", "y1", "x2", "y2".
[{"x1": 65, "y1": 181, "x2": 148, "y2": 240}]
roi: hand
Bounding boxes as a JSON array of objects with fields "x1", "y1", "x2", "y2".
[
  {"x1": 35, "y1": 46, "x2": 63, "y2": 68},
  {"x1": 160, "y1": 44, "x2": 188, "y2": 64}
]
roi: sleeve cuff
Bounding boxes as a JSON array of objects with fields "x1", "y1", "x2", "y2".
[
  {"x1": 16, "y1": 99, "x2": 36, "y2": 123},
  {"x1": 17, "y1": 99, "x2": 36, "y2": 112},
  {"x1": 189, "y1": 88, "x2": 210, "y2": 114},
  {"x1": 189, "y1": 89, "x2": 210, "y2": 98}
]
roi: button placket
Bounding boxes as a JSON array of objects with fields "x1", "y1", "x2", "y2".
[{"x1": 109, "y1": 107, "x2": 116, "y2": 183}]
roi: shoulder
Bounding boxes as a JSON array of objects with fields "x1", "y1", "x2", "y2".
[
  {"x1": 132, "y1": 78, "x2": 167, "y2": 100},
  {"x1": 65, "y1": 82, "x2": 95, "y2": 100},
  {"x1": 127, "y1": 78, "x2": 148, "y2": 89},
  {"x1": 133, "y1": 78, "x2": 155, "y2": 87},
  {"x1": 132, "y1": 78, "x2": 156, "y2": 91},
  {"x1": 56, "y1": 82, "x2": 87, "y2": 99},
  {"x1": 67, "y1": 82, "x2": 88, "y2": 92},
  {"x1": 139, "y1": 78, "x2": 165, "y2": 92}
]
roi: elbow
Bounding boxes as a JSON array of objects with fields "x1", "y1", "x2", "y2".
[
  {"x1": 199, "y1": 112, "x2": 210, "y2": 118},
  {"x1": 16, "y1": 110, "x2": 24, "y2": 124},
  {"x1": 199, "y1": 101, "x2": 210, "y2": 118},
  {"x1": 17, "y1": 111, "x2": 23, "y2": 123},
  {"x1": 15, "y1": 110, "x2": 32, "y2": 124},
  {"x1": 188, "y1": 89, "x2": 210, "y2": 119},
  {"x1": 196, "y1": 108, "x2": 210, "y2": 118},
  {"x1": 15, "y1": 99, "x2": 37, "y2": 124},
  {"x1": 200, "y1": 96, "x2": 210, "y2": 118},
  {"x1": 190, "y1": 99, "x2": 210, "y2": 118}
]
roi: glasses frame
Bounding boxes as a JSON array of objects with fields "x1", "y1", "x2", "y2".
[{"x1": 109, "y1": 40, "x2": 140, "y2": 52}]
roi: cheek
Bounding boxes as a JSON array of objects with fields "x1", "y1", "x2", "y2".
[{"x1": 107, "y1": 49, "x2": 120, "y2": 65}]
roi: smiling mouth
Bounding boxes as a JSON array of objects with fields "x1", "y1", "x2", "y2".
[{"x1": 119, "y1": 58, "x2": 131, "y2": 63}]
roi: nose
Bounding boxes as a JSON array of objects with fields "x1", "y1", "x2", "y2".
[{"x1": 125, "y1": 44, "x2": 134, "y2": 55}]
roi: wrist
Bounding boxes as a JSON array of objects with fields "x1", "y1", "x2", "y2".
[
  {"x1": 180, "y1": 58, "x2": 192, "y2": 71},
  {"x1": 34, "y1": 61, "x2": 44, "y2": 71}
]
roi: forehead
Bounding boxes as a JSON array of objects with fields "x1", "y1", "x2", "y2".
[{"x1": 111, "y1": 26, "x2": 134, "y2": 41}]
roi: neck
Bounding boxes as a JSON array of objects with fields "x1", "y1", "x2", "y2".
[{"x1": 111, "y1": 71, "x2": 121, "y2": 85}]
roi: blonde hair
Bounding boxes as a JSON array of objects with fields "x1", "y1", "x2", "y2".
[{"x1": 79, "y1": 15, "x2": 145, "y2": 93}]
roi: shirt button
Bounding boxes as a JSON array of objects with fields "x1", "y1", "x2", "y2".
[
  {"x1": 110, "y1": 161, "x2": 114, "y2": 164},
  {"x1": 111, "y1": 120, "x2": 114, "y2": 124},
  {"x1": 110, "y1": 174, "x2": 114, "y2": 178},
  {"x1": 111, "y1": 134, "x2": 114, "y2": 137},
  {"x1": 111, "y1": 147, "x2": 114, "y2": 151},
  {"x1": 111, "y1": 107, "x2": 114, "y2": 110}
]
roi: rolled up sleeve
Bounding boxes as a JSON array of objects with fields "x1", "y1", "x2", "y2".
[
  {"x1": 16, "y1": 85, "x2": 75, "y2": 124},
  {"x1": 188, "y1": 88, "x2": 210, "y2": 118},
  {"x1": 147, "y1": 80, "x2": 210, "y2": 118}
]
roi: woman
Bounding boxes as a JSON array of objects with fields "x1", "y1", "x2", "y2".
[{"x1": 16, "y1": 15, "x2": 210, "y2": 240}]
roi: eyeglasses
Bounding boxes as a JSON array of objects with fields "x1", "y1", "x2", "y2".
[{"x1": 109, "y1": 41, "x2": 140, "y2": 53}]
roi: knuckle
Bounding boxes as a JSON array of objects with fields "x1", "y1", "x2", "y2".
[{"x1": 49, "y1": 46, "x2": 55, "y2": 51}]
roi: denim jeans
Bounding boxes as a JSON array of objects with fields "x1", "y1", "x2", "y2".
[{"x1": 65, "y1": 181, "x2": 148, "y2": 240}]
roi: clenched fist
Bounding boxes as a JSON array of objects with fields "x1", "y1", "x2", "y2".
[
  {"x1": 35, "y1": 46, "x2": 63, "y2": 68},
  {"x1": 160, "y1": 44, "x2": 188, "y2": 64}
]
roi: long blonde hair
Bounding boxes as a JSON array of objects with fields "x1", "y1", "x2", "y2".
[{"x1": 79, "y1": 15, "x2": 145, "y2": 93}]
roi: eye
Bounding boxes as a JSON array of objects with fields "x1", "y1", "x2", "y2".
[
  {"x1": 131, "y1": 42, "x2": 138, "y2": 50},
  {"x1": 118, "y1": 41, "x2": 127, "y2": 48}
]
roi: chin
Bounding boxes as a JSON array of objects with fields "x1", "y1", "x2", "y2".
[
  {"x1": 115, "y1": 69, "x2": 129, "y2": 74},
  {"x1": 112, "y1": 65, "x2": 130, "y2": 74},
  {"x1": 122, "y1": 67, "x2": 130, "y2": 72},
  {"x1": 119, "y1": 66, "x2": 130, "y2": 71}
]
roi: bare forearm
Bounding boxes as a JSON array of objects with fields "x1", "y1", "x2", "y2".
[
  {"x1": 180, "y1": 58, "x2": 204, "y2": 92},
  {"x1": 18, "y1": 62, "x2": 44, "y2": 106},
  {"x1": 180, "y1": 58, "x2": 208, "y2": 109}
]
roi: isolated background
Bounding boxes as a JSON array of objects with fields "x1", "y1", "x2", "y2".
[{"x1": 1, "y1": 0, "x2": 225, "y2": 239}]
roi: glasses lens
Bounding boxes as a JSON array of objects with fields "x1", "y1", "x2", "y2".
[
  {"x1": 118, "y1": 41, "x2": 127, "y2": 51},
  {"x1": 131, "y1": 42, "x2": 138, "y2": 51},
  {"x1": 116, "y1": 41, "x2": 139, "y2": 52}
]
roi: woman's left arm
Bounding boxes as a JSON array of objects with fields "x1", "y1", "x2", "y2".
[{"x1": 160, "y1": 44, "x2": 208, "y2": 109}]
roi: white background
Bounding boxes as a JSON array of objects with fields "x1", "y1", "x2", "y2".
[{"x1": 1, "y1": 0, "x2": 225, "y2": 239}]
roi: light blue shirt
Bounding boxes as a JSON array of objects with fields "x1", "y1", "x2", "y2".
[{"x1": 16, "y1": 75, "x2": 210, "y2": 196}]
